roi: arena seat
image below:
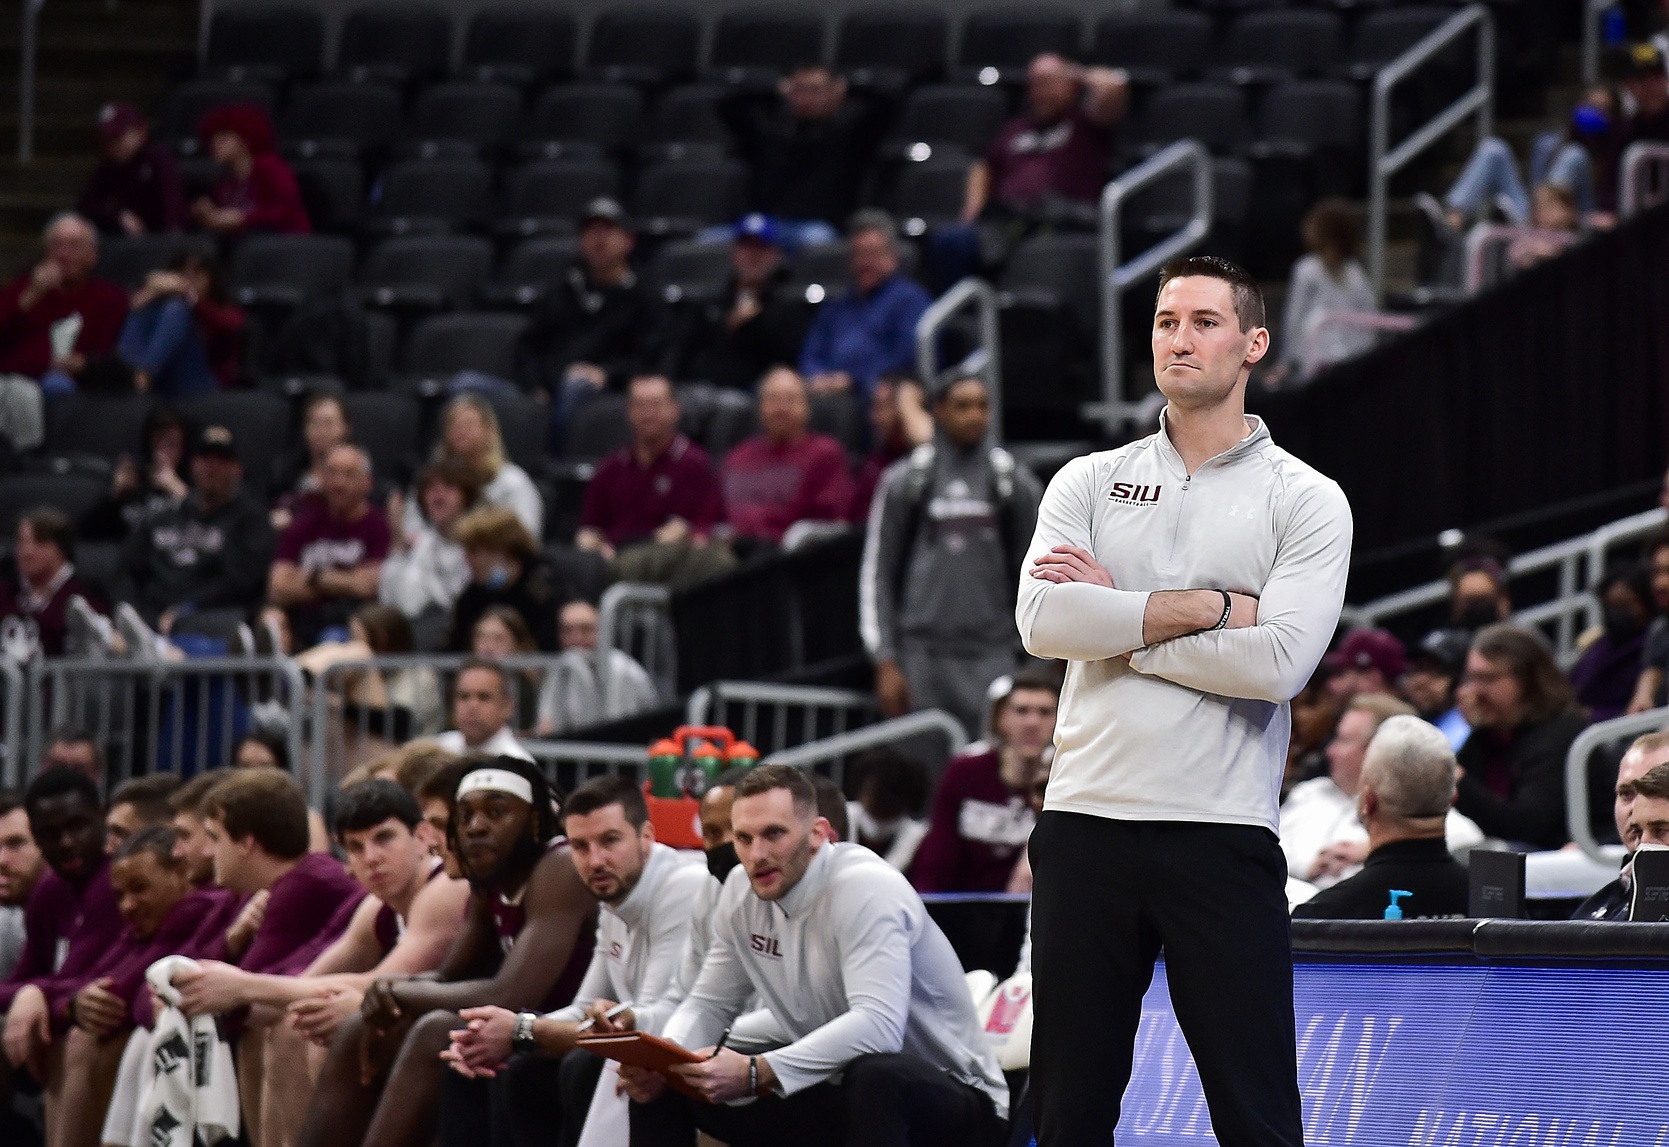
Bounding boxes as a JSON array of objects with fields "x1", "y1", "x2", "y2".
[
  {"x1": 280, "y1": 82, "x2": 403, "y2": 156},
  {"x1": 45, "y1": 395, "x2": 154, "y2": 463},
  {"x1": 1125, "y1": 82, "x2": 1249, "y2": 159},
  {"x1": 952, "y1": 8, "x2": 1082, "y2": 86},
  {"x1": 365, "y1": 157, "x2": 494, "y2": 238},
  {"x1": 403, "y1": 82, "x2": 524, "y2": 156},
  {"x1": 582, "y1": 9, "x2": 702, "y2": 88},
  {"x1": 1088, "y1": 11, "x2": 1215, "y2": 88},
  {"x1": 1206, "y1": 10, "x2": 1343, "y2": 87},
  {"x1": 0, "y1": 473, "x2": 107, "y2": 536},
  {"x1": 228, "y1": 234, "x2": 357, "y2": 311},
  {"x1": 158, "y1": 80, "x2": 275, "y2": 157},
  {"x1": 293, "y1": 157, "x2": 367, "y2": 234},
  {"x1": 707, "y1": 11, "x2": 826, "y2": 83},
  {"x1": 479, "y1": 236, "x2": 581, "y2": 309},
  {"x1": 834, "y1": 9, "x2": 949, "y2": 87},
  {"x1": 202, "y1": 6, "x2": 324, "y2": 85},
  {"x1": 335, "y1": 5, "x2": 454, "y2": 87},
  {"x1": 401, "y1": 312, "x2": 529, "y2": 385},
  {"x1": 358, "y1": 235, "x2": 494, "y2": 314},
  {"x1": 885, "y1": 84, "x2": 1009, "y2": 161},
  {"x1": 522, "y1": 84, "x2": 645, "y2": 158},
  {"x1": 339, "y1": 392, "x2": 424, "y2": 482},
  {"x1": 632, "y1": 157, "x2": 749, "y2": 235},
  {"x1": 496, "y1": 158, "x2": 620, "y2": 241},
  {"x1": 459, "y1": 7, "x2": 576, "y2": 87}
]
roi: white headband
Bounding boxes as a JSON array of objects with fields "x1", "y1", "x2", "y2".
[{"x1": 456, "y1": 768, "x2": 533, "y2": 805}]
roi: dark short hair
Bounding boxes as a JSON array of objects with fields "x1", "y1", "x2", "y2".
[
  {"x1": 355, "y1": 603, "x2": 415, "y2": 655},
  {"x1": 169, "y1": 768, "x2": 230, "y2": 816},
  {"x1": 24, "y1": 766, "x2": 100, "y2": 814},
  {"x1": 416, "y1": 756, "x2": 474, "y2": 807},
  {"x1": 455, "y1": 658, "x2": 511, "y2": 699},
  {"x1": 334, "y1": 778, "x2": 421, "y2": 840},
  {"x1": 19, "y1": 507, "x2": 75, "y2": 561},
  {"x1": 564, "y1": 776, "x2": 649, "y2": 830},
  {"x1": 848, "y1": 750, "x2": 930, "y2": 820},
  {"x1": 46, "y1": 726, "x2": 102, "y2": 770},
  {"x1": 0, "y1": 788, "x2": 21, "y2": 819},
  {"x1": 110, "y1": 774, "x2": 182, "y2": 828},
  {"x1": 1635, "y1": 761, "x2": 1669, "y2": 802},
  {"x1": 447, "y1": 756, "x2": 563, "y2": 883},
  {"x1": 113, "y1": 824, "x2": 180, "y2": 868},
  {"x1": 812, "y1": 776, "x2": 848, "y2": 839},
  {"x1": 1301, "y1": 197, "x2": 1362, "y2": 263},
  {"x1": 234, "y1": 728, "x2": 290, "y2": 771},
  {"x1": 734, "y1": 764, "x2": 817, "y2": 819},
  {"x1": 202, "y1": 770, "x2": 310, "y2": 860},
  {"x1": 1156, "y1": 255, "x2": 1266, "y2": 332},
  {"x1": 1007, "y1": 668, "x2": 1062, "y2": 700},
  {"x1": 1646, "y1": 525, "x2": 1669, "y2": 562}
]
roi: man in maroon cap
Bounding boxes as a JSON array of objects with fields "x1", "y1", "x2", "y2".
[
  {"x1": 191, "y1": 104, "x2": 310, "y2": 236},
  {"x1": 74, "y1": 102, "x2": 186, "y2": 235},
  {"x1": 1324, "y1": 627, "x2": 1407, "y2": 703}
]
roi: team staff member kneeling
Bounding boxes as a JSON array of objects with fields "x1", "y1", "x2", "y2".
[{"x1": 618, "y1": 763, "x2": 1007, "y2": 1147}]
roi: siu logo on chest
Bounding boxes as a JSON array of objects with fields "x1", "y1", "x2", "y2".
[
  {"x1": 750, "y1": 933, "x2": 783, "y2": 958},
  {"x1": 1108, "y1": 482, "x2": 1162, "y2": 506}
]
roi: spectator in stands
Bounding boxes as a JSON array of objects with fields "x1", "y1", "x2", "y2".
[
  {"x1": 273, "y1": 392, "x2": 353, "y2": 530},
  {"x1": 845, "y1": 749, "x2": 931, "y2": 874},
  {"x1": 619, "y1": 764, "x2": 1007, "y2": 1147},
  {"x1": 269, "y1": 443, "x2": 391, "y2": 648},
  {"x1": 382, "y1": 460, "x2": 479, "y2": 650},
  {"x1": 445, "y1": 506, "x2": 564, "y2": 652},
  {"x1": 535, "y1": 599, "x2": 660, "y2": 736},
  {"x1": 913, "y1": 672, "x2": 1058, "y2": 893},
  {"x1": 718, "y1": 68, "x2": 896, "y2": 245},
  {"x1": 0, "y1": 213, "x2": 128, "y2": 424},
  {"x1": 190, "y1": 104, "x2": 310, "y2": 236},
  {"x1": 1619, "y1": 40, "x2": 1669, "y2": 148},
  {"x1": 441, "y1": 776, "x2": 705, "y2": 1147},
  {"x1": 103, "y1": 773, "x2": 180, "y2": 854},
  {"x1": 1629, "y1": 527, "x2": 1669, "y2": 713},
  {"x1": 1570, "y1": 564, "x2": 1654, "y2": 721},
  {"x1": 0, "y1": 791, "x2": 44, "y2": 981},
  {"x1": 295, "y1": 759, "x2": 596, "y2": 1147},
  {"x1": 434, "y1": 659, "x2": 535, "y2": 762},
  {"x1": 1293, "y1": 716, "x2": 1472, "y2": 921},
  {"x1": 1400, "y1": 629, "x2": 1474, "y2": 751},
  {"x1": 75, "y1": 102, "x2": 186, "y2": 235},
  {"x1": 1454, "y1": 624, "x2": 1589, "y2": 849},
  {"x1": 658, "y1": 214, "x2": 807, "y2": 389},
  {"x1": 1267, "y1": 199, "x2": 1376, "y2": 386},
  {"x1": 800, "y1": 211, "x2": 933, "y2": 399},
  {"x1": 1447, "y1": 555, "x2": 1514, "y2": 630},
  {"x1": 123, "y1": 424, "x2": 275, "y2": 633},
  {"x1": 722, "y1": 366, "x2": 853, "y2": 551},
  {"x1": 861, "y1": 373, "x2": 1040, "y2": 733},
  {"x1": 577, "y1": 374, "x2": 734, "y2": 590},
  {"x1": 1285, "y1": 667, "x2": 1343, "y2": 795},
  {"x1": 472, "y1": 605, "x2": 544, "y2": 724},
  {"x1": 0, "y1": 507, "x2": 105, "y2": 660},
  {"x1": 849, "y1": 373, "x2": 930, "y2": 523},
  {"x1": 117, "y1": 246, "x2": 244, "y2": 397},
  {"x1": 84, "y1": 404, "x2": 189, "y2": 542},
  {"x1": 516, "y1": 198, "x2": 662, "y2": 446},
  {"x1": 1323, "y1": 628, "x2": 1407, "y2": 703},
  {"x1": 427, "y1": 394, "x2": 543, "y2": 538},
  {"x1": 1574, "y1": 731, "x2": 1668, "y2": 920},
  {"x1": 294, "y1": 603, "x2": 446, "y2": 746},
  {"x1": 39, "y1": 728, "x2": 102, "y2": 783},
  {"x1": 1280, "y1": 694, "x2": 1481, "y2": 888}
]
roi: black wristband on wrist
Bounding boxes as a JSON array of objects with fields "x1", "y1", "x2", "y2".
[
  {"x1": 749, "y1": 1055, "x2": 759, "y2": 1095},
  {"x1": 1210, "y1": 590, "x2": 1233, "y2": 631}
]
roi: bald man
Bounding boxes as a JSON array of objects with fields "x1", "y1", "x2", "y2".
[{"x1": 269, "y1": 443, "x2": 392, "y2": 646}]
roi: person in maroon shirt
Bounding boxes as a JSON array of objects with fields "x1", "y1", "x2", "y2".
[
  {"x1": 577, "y1": 374, "x2": 735, "y2": 589},
  {"x1": 0, "y1": 508, "x2": 107, "y2": 660},
  {"x1": 191, "y1": 103, "x2": 311, "y2": 237},
  {"x1": 722, "y1": 367, "x2": 853, "y2": 550},
  {"x1": 270, "y1": 443, "x2": 392, "y2": 649},
  {"x1": 297, "y1": 758, "x2": 596, "y2": 1147},
  {"x1": 117, "y1": 246, "x2": 246, "y2": 396},
  {"x1": 912, "y1": 671, "x2": 1060, "y2": 893},
  {"x1": 0, "y1": 213, "x2": 128, "y2": 386},
  {"x1": 74, "y1": 102, "x2": 187, "y2": 235}
]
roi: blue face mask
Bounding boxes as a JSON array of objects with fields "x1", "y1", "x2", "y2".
[
  {"x1": 484, "y1": 564, "x2": 512, "y2": 589},
  {"x1": 1573, "y1": 104, "x2": 1610, "y2": 136}
]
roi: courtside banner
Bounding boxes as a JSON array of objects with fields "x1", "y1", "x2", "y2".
[{"x1": 1115, "y1": 960, "x2": 1669, "y2": 1143}]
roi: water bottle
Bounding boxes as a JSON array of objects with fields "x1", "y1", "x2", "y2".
[
  {"x1": 647, "y1": 739, "x2": 683, "y2": 798},
  {"x1": 687, "y1": 740, "x2": 726, "y2": 797}
]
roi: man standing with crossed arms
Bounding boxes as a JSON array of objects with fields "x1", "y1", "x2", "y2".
[{"x1": 1017, "y1": 255, "x2": 1352, "y2": 1145}]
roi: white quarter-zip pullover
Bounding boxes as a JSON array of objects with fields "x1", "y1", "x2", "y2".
[{"x1": 1016, "y1": 413, "x2": 1352, "y2": 832}]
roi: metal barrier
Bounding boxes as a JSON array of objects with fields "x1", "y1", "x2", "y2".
[
  {"x1": 914, "y1": 277, "x2": 1003, "y2": 442},
  {"x1": 0, "y1": 658, "x2": 24, "y2": 788},
  {"x1": 686, "y1": 681, "x2": 877, "y2": 757},
  {"x1": 1086, "y1": 139, "x2": 1212, "y2": 435},
  {"x1": 521, "y1": 739, "x2": 646, "y2": 792},
  {"x1": 27, "y1": 655, "x2": 306, "y2": 787},
  {"x1": 1619, "y1": 141, "x2": 1669, "y2": 218},
  {"x1": 763, "y1": 709, "x2": 969, "y2": 789},
  {"x1": 1461, "y1": 223, "x2": 1579, "y2": 293},
  {"x1": 1350, "y1": 506, "x2": 1665, "y2": 663},
  {"x1": 1295, "y1": 311, "x2": 1419, "y2": 379},
  {"x1": 1581, "y1": 0, "x2": 1618, "y2": 86},
  {"x1": 1367, "y1": 4, "x2": 1494, "y2": 302},
  {"x1": 1564, "y1": 705, "x2": 1667, "y2": 862},
  {"x1": 598, "y1": 582, "x2": 676, "y2": 705}
]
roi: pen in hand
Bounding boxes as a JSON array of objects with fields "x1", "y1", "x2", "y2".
[
  {"x1": 576, "y1": 1001, "x2": 634, "y2": 1034},
  {"x1": 707, "y1": 1028, "x2": 732, "y2": 1060}
]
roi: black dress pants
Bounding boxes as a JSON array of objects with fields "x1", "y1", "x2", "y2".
[
  {"x1": 1028, "y1": 812, "x2": 1304, "y2": 1147},
  {"x1": 437, "y1": 1048, "x2": 605, "y2": 1147}
]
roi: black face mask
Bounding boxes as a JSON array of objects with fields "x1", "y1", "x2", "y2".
[
  {"x1": 1456, "y1": 600, "x2": 1501, "y2": 629},
  {"x1": 706, "y1": 840, "x2": 740, "y2": 882},
  {"x1": 1604, "y1": 605, "x2": 1645, "y2": 640}
]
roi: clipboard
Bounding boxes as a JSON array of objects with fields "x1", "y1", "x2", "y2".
[{"x1": 575, "y1": 1031, "x2": 708, "y2": 1099}]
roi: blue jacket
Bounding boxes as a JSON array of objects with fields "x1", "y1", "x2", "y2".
[{"x1": 799, "y1": 273, "x2": 933, "y2": 395}]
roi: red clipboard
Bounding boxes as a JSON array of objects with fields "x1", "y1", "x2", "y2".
[{"x1": 575, "y1": 1030, "x2": 708, "y2": 1099}]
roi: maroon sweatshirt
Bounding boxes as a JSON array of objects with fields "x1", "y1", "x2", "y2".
[
  {"x1": 721, "y1": 433, "x2": 853, "y2": 544},
  {"x1": 236, "y1": 852, "x2": 365, "y2": 975},
  {"x1": 0, "y1": 272, "x2": 129, "y2": 379},
  {"x1": 0, "y1": 859, "x2": 125, "y2": 1010},
  {"x1": 909, "y1": 749, "x2": 1037, "y2": 894}
]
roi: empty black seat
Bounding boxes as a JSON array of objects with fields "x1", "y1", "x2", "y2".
[
  {"x1": 404, "y1": 83, "x2": 523, "y2": 156},
  {"x1": 1335, "y1": 8, "x2": 1454, "y2": 82},
  {"x1": 999, "y1": 233, "x2": 1099, "y2": 418},
  {"x1": 648, "y1": 240, "x2": 732, "y2": 302},
  {"x1": 359, "y1": 236, "x2": 494, "y2": 313},
  {"x1": 1089, "y1": 11, "x2": 1215, "y2": 87},
  {"x1": 887, "y1": 84, "x2": 1009, "y2": 159},
  {"x1": 835, "y1": 9, "x2": 948, "y2": 86},
  {"x1": 563, "y1": 391, "x2": 629, "y2": 461},
  {"x1": 1207, "y1": 11, "x2": 1342, "y2": 85},
  {"x1": 402, "y1": 312, "x2": 529, "y2": 381},
  {"x1": 159, "y1": 80, "x2": 275, "y2": 155},
  {"x1": 481, "y1": 236, "x2": 580, "y2": 309},
  {"x1": 1120, "y1": 156, "x2": 1253, "y2": 266},
  {"x1": 1251, "y1": 80, "x2": 1363, "y2": 160},
  {"x1": 497, "y1": 158, "x2": 620, "y2": 240},
  {"x1": 0, "y1": 473, "x2": 107, "y2": 535},
  {"x1": 177, "y1": 391, "x2": 292, "y2": 493},
  {"x1": 203, "y1": 6, "x2": 324, "y2": 84},
  {"x1": 648, "y1": 85, "x2": 730, "y2": 157},
  {"x1": 484, "y1": 392, "x2": 547, "y2": 471},
  {"x1": 96, "y1": 235, "x2": 197, "y2": 291},
  {"x1": 45, "y1": 395, "x2": 154, "y2": 462},
  {"x1": 522, "y1": 84, "x2": 644, "y2": 156},
  {"x1": 340, "y1": 392, "x2": 423, "y2": 483},
  {"x1": 293, "y1": 157, "x2": 366, "y2": 233},
  {"x1": 955, "y1": 8, "x2": 1081, "y2": 85},
  {"x1": 633, "y1": 158, "x2": 748, "y2": 235},
  {"x1": 366, "y1": 157, "x2": 494, "y2": 237},
  {"x1": 460, "y1": 7, "x2": 576, "y2": 86},
  {"x1": 583, "y1": 9, "x2": 701, "y2": 87},
  {"x1": 708, "y1": 11, "x2": 825, "y2": 82},
  {"x1": 1127, "y1": 82, "x2": 1247, "y2": 158},
  {"x1": 336, "y1": 5, "x2": 453, "y2": 86},
  {"x1": 229, "y1": 234, "x2": 356, "y2": 309},
  {"x1": 281, "y1": 82, "x2": 402, "y2": 154},
  {"x1": 892, "y1": 155, "x2": 972, "y2": 235}
]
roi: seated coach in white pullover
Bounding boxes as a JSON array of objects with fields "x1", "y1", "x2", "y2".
[{"x1": 619, "y1": 763, "x2": 1008, "y2": 1147}]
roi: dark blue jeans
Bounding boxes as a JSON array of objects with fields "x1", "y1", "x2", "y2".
[{"x1": 118, "y1": 296, "x2": 218, "y2": 397}]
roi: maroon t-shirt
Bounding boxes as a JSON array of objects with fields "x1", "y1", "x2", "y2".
[
  {"x1": 910, "y1": 750, "x2": 1036, "y2": 894},
  {"x1": 849, "y1": 442, "x2": 909, "y2": 525},
  {"x1": 275, "y1": 503, "x2": 392, "y2": 575},
  {"x1": 212, "y1": 152, "x2": 311, "y2": 236},
  {"x1": 721, "y1": 433, "x2": 853, "y2": 544},
  {"x1": 580, "y1": 435, "x2": 725, "y2": 548},
  {"x1": 0, "y1": 272, "x2": 129, "y2": 379},
  {"x1": 0, "y1": 859, "x2": 125, "y2": 1011},
  {"x1": 0, "y1": 566, "x2": 106, "y2": 658},
  {"x1": 239, "y1": 852, "x2": 365, "y2": 975},
  {"x1": 487, "y1": 840, "x2": 597, "y2": 1013},
  {"x1": 985, "y1": 106, "x2": 1113, "y2": 210}
]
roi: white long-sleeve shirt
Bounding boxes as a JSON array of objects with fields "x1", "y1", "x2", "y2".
[
  {"x1": 1016, "y1": 412, "x2": 1353, "y2": 832},
  {"x1": 1277, "y1": 776, "x2": 1485, "y2": 886},
  {"x1": 546, "y1": 843, "x2": 705, "y2": 1023},
  {"x1": 662, "y1": 843, "x2": 1008, "y2": 1116}
]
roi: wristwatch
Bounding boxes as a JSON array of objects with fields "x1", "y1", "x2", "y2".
[{"x1": 511, "y1": 1011, "x2": 540, "y2": 1054}]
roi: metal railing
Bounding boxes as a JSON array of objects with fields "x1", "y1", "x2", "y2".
[
  {"x1": 1581, "y1": 0, "x2": 1619, "y2": 86},
  {"x1": 1462, "y1": 223, "x2": 1579, "y2": 293},
  {"x1": 1350, "y1": 506, "x2": 1666, "y2": 662},
  {"x1": 1619, "y1": 141, "x2": 1669, "y2": 218},
  {"x1": 1565, "y1": 705, "x2": 1667, "y2": 862},
  {"x1": 0, "y1": 658, "x2": 25, "y2": 788},
  {"x1": 597, "y1": 582, "x2": 676, "y2": 706},
  {"x1": 686, "y1": 681, "x2": 877, "y2": 757},
  {"x1": 1086, "y1": 139, "x2": 1212, "y2": 435},
  {"x1": 763, "y1": 709, "x2": 968, "y2": 788},
  {"x1": 914, "y1": 278, "x2": 1003, "y2": 443},
  {"x1": 1294, "y1": 311, "x2": 1419, "y2": 380},
  {"x1": 1367, "y1": 4, "x2": 1494, "y2": 302},
  {"x1": 521, "y1": 738, "x2": 646, "y2": 790}
]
